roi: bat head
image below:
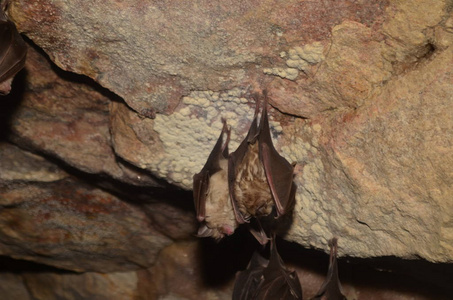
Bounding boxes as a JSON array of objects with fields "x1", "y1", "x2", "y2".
[{"x1": 196, "y1": 222, "x2": 236, "y2": 239}]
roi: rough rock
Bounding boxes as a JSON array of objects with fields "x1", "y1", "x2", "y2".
[
  {"x1": 10, "y1": 0, "x2": 389, "y2": 115},
  {"x1": 142, "y1": 241, "x2": 232, "y2": 300},
  {"x1": 0, "y1": 0, "x2": 451, "y2": 297},
  {"x1": 22, "y1": 271, "x2": 140, "y2": 300},
  {"x1": 0, "y1": 272, "x2": 31, "y2": 300},
  {"x1": 0, "y1": 172, "x2": 172, "y2": 272},
  {"x1": 2, "y1": 239, "x2": 452, "y2": 299},
  {"x1": 0, "y1": 142, "x2": 67, "y2": 182},
  {"x1": 8, "y1": 46, "x2": 161, "y2": 187}
]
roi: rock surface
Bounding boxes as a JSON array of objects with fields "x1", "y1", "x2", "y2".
[
  {"x1": 0, "y1": 170, "x2": 172, "y2": 272},
  {"x1": 1, "y1": 239, "x2": 452, "y2": 299},
  {"x1": 0, "y1": 0, "x2": 452, "y2": 298}
]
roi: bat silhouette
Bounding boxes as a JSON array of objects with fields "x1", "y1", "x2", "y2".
[
  {"x1": 193, "y1": 93, "x2": 296, "y2": 242},
  {"x1": 232, "y1": 251, "x2": 268, "y2": 300},
  {"x1": 311, "y1": 238, "x2": 346, "y2": 300},
  {"x1": 233, "y1": 235, "x2": 302, "y2": 300},
  {"x1": 0, "y1": 0, "x2": 27, "y2": 94}
]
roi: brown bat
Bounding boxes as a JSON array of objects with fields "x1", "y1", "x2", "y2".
[
  {"x1": 232, "y1": 251, "x2": 268, "y2": 300},
  {"x1": 228, "y1": 93, "x2": 296, "y2": 243},
  {"x1": 233, "y1": 235, "x2": 302, "y2": 300},
  {"x1": 0, "y1": 0, "x2": 27, "y2": 95},
  {"x1": 311, "y1": 238, "x2": 346, "y2": 300},
  {"x1": 193, "y1": 93, "x2": 296, "y2": 241}
]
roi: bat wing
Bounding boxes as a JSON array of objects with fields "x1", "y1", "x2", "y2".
[
  {"x1": 0, "y1": 9, "x2": 27, "y2": 84},
  {"x1": 312, "y1": 238, "x2": 346, "y2": 300},
  {"x1": 258, "y1": 95, "x2": 296, "y2": 217},
  {"x1": 256, "y1": 236, "x2": 302, "y2": 300},
  {"x1": 232, "y1": 251, "x2": 268, "y2": 300},
  {"x1": 228, "y1": 99, "x2": 261, "y2": 224},
  {"x1": 193, "y1": 121, "x2": 230, "y2": 222}
]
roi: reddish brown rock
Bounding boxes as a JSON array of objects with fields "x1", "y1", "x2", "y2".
[
  {"x1": 140, "y1": 241, "x2": 232, "y2": 300},
  {"x1": 0, "y1": 2, "x2": 450, "y2": 299},
  {"x1": 22, "y1": 271, "x2": 140, "y2": 300},
  {"x1": 8, "y1": 46, "x2": 160, "y2": 187},
  {"x1": 0, "y1": 178, "x2": 172, "y2": 272},
  {"x1": 0, "y1": 272, "x2": 31, "y2": 300},
  {"x1": 10, "y1": 0, "x2": 389, "y2": 115}
]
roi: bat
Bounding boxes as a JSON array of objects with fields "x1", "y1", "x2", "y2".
[
  {"x1": 193, "y1": 92, "x2": 296, "y2": 242},
  {"x1": 228, "y1": 92, "x2": 296, "y2": 243},
  {"x1": 193, "y1": 120, "x2": 238, "y2": 239},
  {"x1": 232, "y1": 251, "x2": 268, "y2": 300},
  {"x1": 233, "y1": 235, "x2": 303, "y2": 300},
  {"x1": 311, "y1": 238, "x2": 346, "y2": 300},
  {"x1": 0, "y1": 0, "x2": 27, "y2": 94}
]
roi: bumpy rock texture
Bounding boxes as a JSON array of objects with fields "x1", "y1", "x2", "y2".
[{"x1": 1, "y1": 0, "x2": 453, "y2": 298}]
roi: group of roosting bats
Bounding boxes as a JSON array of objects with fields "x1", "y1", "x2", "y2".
[
  {"x1": 193, "y1": 94, "x2": 347, "y2": 299},
  {"x1": 1, "y1": 2, "x2": 346, "y2": 299}
]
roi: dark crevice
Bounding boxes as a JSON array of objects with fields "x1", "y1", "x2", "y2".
[{"x1": 0, "y1": 256, "x2": 76, "y2": 274}]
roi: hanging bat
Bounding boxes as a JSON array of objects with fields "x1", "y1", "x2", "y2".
[
  {"x1": 193, "y1": 92, "x2": 296, "y2": 241},
  {"x1": 0, "y1": 0, "x2": 27, "y2": 95},
  {"x1": 233, "y1": 235, "x2": 302, "y2": 300},
  {"x1": 232, "y1": 251, "x2": 268, "y2": 300},
  {"x1": 193, "y1": 120, "x2": 238, "y2": 239},
  {"x1": 311, "y1": 238, "x2": 346, "y2": 300},
  {"x1": 228, "y1": 92, "x2": 296, "y2": 243}
]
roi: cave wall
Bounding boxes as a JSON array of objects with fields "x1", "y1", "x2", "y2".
[{"x1": 1, "y1": 0, "x2": 453, "y2": 299}]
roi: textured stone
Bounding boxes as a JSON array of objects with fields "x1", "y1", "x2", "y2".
[
  {"x1": 285, "y1": 6, "x2": 453, "y2": 261},
  {"x1": 8, "y1": 46, "x2": 161, "y2": 187},
  {"x1": 0, "y1": 142, "x2": 67, "y2": 182},
  {"x1": 143, "y1": 241, "x2": 232, "y2": 300},
  {"x1": 0, "y1": 272, "x2": 31, "y2": 300},
  {"x1": 0, "y1": 0, "x2": 451, "y2": 295},
  {"x1": 10, "y1": 0, "x2": 389, "y2": 115},
  {"x1": 0, "y1": 178, "x2": 172, "y2": 272},
  {"x1": 22, "y1": 271, "x2": 140, "y2": 300}
]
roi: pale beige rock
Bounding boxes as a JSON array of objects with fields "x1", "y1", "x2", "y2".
[{"x1": 0, "y1": 142, "x2": 67, "y2": 182}]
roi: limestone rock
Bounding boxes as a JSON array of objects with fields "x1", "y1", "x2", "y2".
[
  {"x1": 10, "y1": 0, "x2": 388, "y2": 115},
  {"x1": 0, "y1": 177, "x2": 172, "y2": 272},
  {"x1": 22, "y1": 271, "x2": 140, "y2": 300},
  {"x1": 0, "y1": 142, "x2": 67, "y2": 182},
  {"x1": 9, "y1": 46, "x2": 161, "y2": 187},
  {"x1": 0, "y1": 272, "x2": 31, "y2": 300},
  {"x1": 1, "y1": 0, "x2": 451, "y2": 277},
  {"x1": 143, "y1": 241, "x2": 232, "y2": 299}
]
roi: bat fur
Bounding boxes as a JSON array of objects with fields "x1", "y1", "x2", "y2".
[{"x1": 193, "y1": 92, "x2": 296, "y2": 242}]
